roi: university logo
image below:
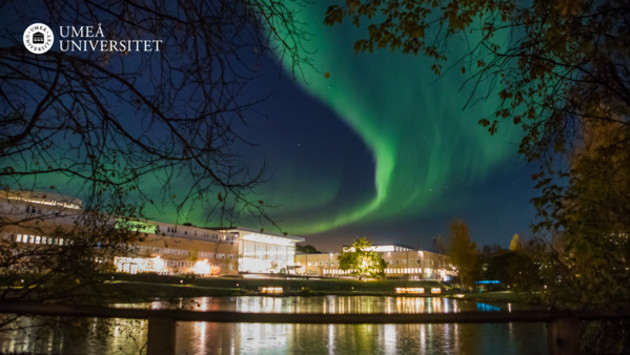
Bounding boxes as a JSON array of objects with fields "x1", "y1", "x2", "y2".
[{"x1": 23, "y1": 23, "x2": 54, "y2": 54}]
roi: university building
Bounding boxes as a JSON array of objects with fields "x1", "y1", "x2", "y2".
[
  {"x1": 1, "y1": 190, "x2": 454, "y2": 280},
  {"x1": 294, "y1": 244, "x2": 456, "y2": 281},
  {"x1": 0, "y1": 191, "x2": 303, "y2": 276}
]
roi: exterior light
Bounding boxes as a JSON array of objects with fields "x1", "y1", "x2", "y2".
[
  {"x1": 192, "y1": 260, "x2": 212, "y2": 275},
  {"x1": 259, "y1": 287, "x2": 283, "y2": 294},
  {"x1": 395, "y1": 287, "x2": 424, "y2": 294}
]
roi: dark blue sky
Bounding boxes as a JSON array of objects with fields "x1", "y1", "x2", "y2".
[
  {"x1": 218, "y1": 2, "x2": 540, "y2": 251},
  {"x1": 233, "y1": 62, "x2": 538, "y2": 251},
  {"x1": 2, "y1": 2, "x2": 540, "y2": 252}
]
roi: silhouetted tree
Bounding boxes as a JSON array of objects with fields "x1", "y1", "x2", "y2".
[
  {"x1": 324, "y1": 0, "x2": 629, "y2": 163},
  {"x1": 0, "y1": 0, "x2": 307, "y2": 312},
  {"x1": 447, "y1": 220, "x2": 479, "y2": 289},
  {"x1": 481, "y1": 243, "x2": 503, "y2": 257},
  {"x1": 325, "y1": 2, "x2": 630, "y2": 351},
  {"x1": 296, "y1": 244, "x2": 320, "y2": 254},
  {"x1": 432, "y1": 234, "x2": 447, "y2": 254},
  {"x1": 485, "y1": 250, "x2": 539, "y2": 291},
  {"x1": 532, "y1": 119, "x2": 630, "y2": 352}
]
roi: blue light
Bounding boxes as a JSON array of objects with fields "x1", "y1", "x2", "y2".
[
  {"x1": 477, "y1": 303, "x2": 501, "y2": 312},
  {"x1": 474, "y1": 280, "x2": 501, "y2": 285}
]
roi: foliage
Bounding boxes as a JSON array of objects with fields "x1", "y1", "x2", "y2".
[
  {"x1": 481, "y1": 243, "x2": 503, "y2": 256},
  {"x1": 2, "y1": 0, "x2": 307, "y2": 225},
  {"x1": 324, "y1": 0, "x2": 630, "y2": 163},
  {"x1": 0, "y1": 0, "x2": 306, "y2": 309},
  {"x1": 296, "y1": 244, "x2": 320, "y2": 254},
  {"x1": 533, "y1": 119, "x2": 630, "y2": 308},
  {"x1": 431, "y1": 234, "x2": 447, "y2": 254},
  {"x1": 447, "y1": 220, "x2": 479, "y2": 288},
  {"x1": 530, "y1": 119, "x2": 629, "y2": 353},
  {"x1": 0, "y1": 207, "x2": 131, "y2": 302},
  {"x1": 325, "y1": 2, "x2": 630, "y2": 351},
  {"x1": 508, "y1": 234, "x2": 522, "y2": 251},
  {"x1": 485, "y1": 250, "x2": 539, "y2": 291},
  {"x1": 337, "y1": 237, "x2": 386, "y2": 279}
]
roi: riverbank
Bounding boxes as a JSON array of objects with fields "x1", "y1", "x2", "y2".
[
  {"x1": 451, "y1": 290, "x2": 537, "y2": 304},
  {"x1": 96, "y1": 273, "x2": 450, "y2": 301},
  {"x1": 94, "y1": 274, "x2": 537, "y2": 306}
]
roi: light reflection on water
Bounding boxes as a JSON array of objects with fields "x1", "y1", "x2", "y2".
[
  {"x1": 134, "y1": 295, "x2": 481, "y2": 314},
  {"x1": 176, "y1": 322, "x2": 546, "y2": 355},
  {"x1": 0, "y1": 296, "x2": 547, "y2": 355}
]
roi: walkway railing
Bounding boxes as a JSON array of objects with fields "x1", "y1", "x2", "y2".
[{"x1": 1, "y1": 302, "x2": 629, "y2": 355}]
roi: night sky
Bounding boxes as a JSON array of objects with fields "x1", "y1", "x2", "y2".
[
  {"x1": 4, "y1": 2, "x2": 539, "y2": 252},
  {"x1": 222, "y1": 2, "x2": 539, "y2": 251}
]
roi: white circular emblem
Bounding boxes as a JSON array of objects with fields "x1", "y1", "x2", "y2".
[{"x1": 23, "y1": 23, "x2": 54, "y2": 54}]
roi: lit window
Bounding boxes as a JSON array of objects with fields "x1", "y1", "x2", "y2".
[
  {"x1": 16, "y1": 234, "x2": 22, "y2": 243},
  {"x1": 35, "y1": 236, "x2": 41, "y2": 244}
]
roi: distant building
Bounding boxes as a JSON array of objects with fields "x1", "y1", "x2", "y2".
[
  {"x1": 295, "y1": 244, "x2": 456, "y2": 281},
  {"x1": 0, "y1": 190, "x2": 82, "y2": 249},
  {"x1": 0, "y1": 191, "x2": 303, "y2": 276},
  {"x1": 210, "y1": 227, "x2": 304, "y2": 274}
]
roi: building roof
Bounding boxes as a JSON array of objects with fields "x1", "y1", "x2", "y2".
[
  {"x1": 341, "y1": 244, "x2": 417, "y2": 252},
  {"x1": 1, "y1": 190, "x2": 82, "y2": 209},
  {"x1": 207, "y1": 226, "x2": 305, "y2": 242}
]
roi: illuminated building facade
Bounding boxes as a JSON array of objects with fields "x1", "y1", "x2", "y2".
[
  {"x1": 294, "y1": 245, "x2": 456, "y2": 281},
  {"x1": 0, "y1": 191, "x2": 303, "y2": 276},
  {"x1": 114, "y1": 222, "x2": 241, "y2": 276},
  {"x1": 0, "y1": 190, "x2": 81, "y2": 246},
  {"x1": 218, "y1": 228, "x2": 303, "y2": 274}
]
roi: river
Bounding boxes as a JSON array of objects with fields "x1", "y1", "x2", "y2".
[{"x1": 0, "y1": 296, "x2": 547, "y2": 354}]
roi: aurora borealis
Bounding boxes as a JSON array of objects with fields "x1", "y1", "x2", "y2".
[
  {"x1": 2, "y1": 1, "x2": 538, "y2": 251},
  {"x1": 226, "y1": 2, "x2": 537, "y2": 249}
]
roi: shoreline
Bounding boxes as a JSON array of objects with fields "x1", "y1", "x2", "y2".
[{"x1": 92, "y1": 274, "x2": 535, "y2": 305}]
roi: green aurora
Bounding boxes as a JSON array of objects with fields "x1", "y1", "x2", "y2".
[
  {"x1": 255, "y1": 3, "x2": 522, "y2": 235},
  {"x1": 3, "y1": 3, "x2": 526, "y2": 242}
]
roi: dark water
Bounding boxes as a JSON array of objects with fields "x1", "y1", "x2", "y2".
[{"x1": 0, "y1": 296, "x2": 547, "y2": 354}]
